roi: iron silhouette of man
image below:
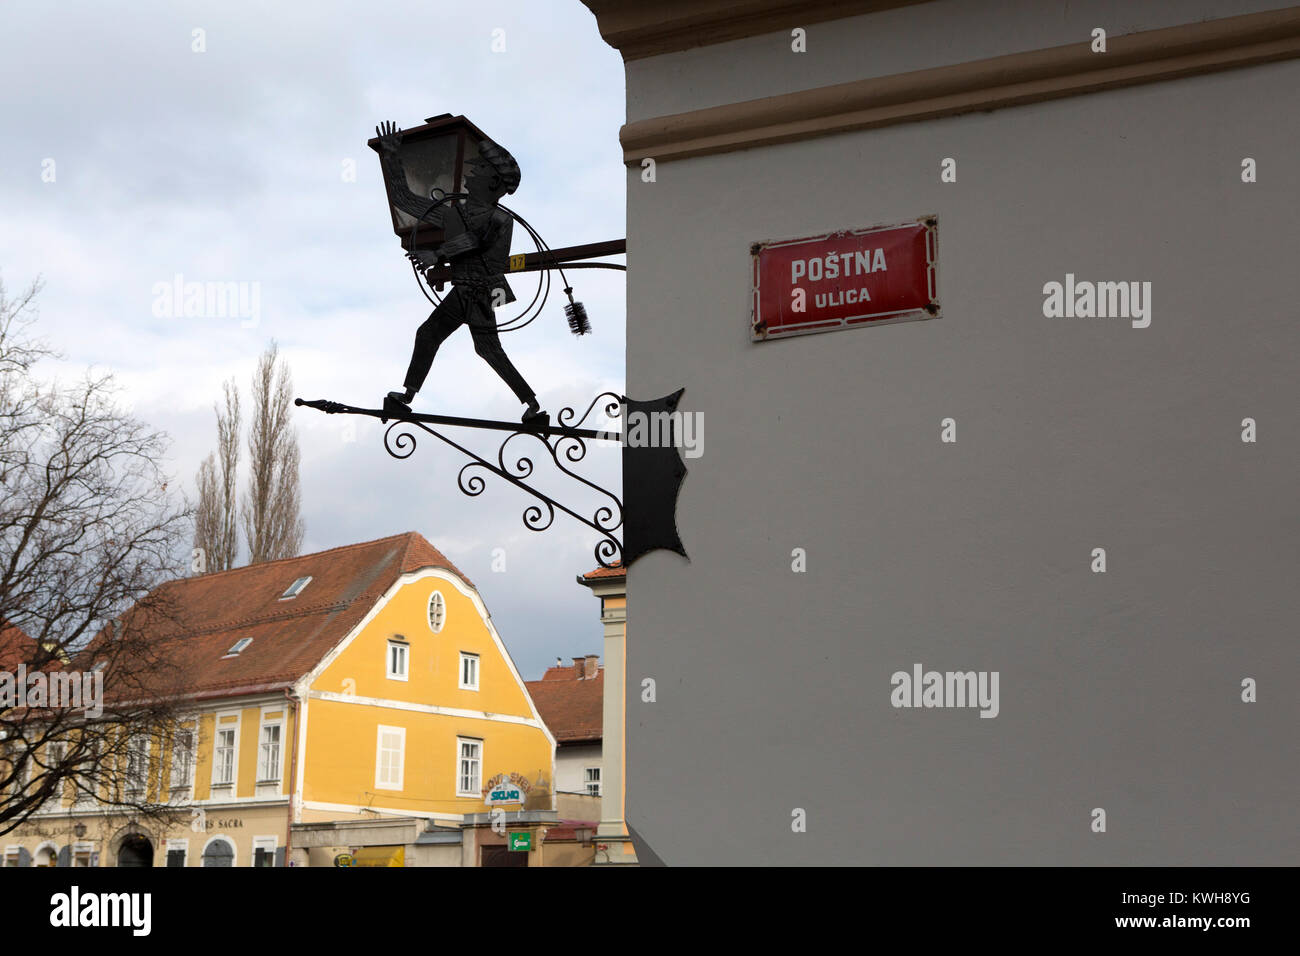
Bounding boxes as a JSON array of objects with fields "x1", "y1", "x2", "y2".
[{"x1": 376, "y1": 120, "x2": 547, "y2": 425}]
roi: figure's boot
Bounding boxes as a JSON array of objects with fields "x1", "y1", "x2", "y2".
[
  {"x1": 383, "y1": 388, "x2": 414, "y2": 422},
  {"x1": 522, "y1": 399, "x2": 549, "y2": 427}
]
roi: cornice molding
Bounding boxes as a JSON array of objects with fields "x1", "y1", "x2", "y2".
[
  {"x1": 619, "y1": 6, "x2": 1300, "y2": 164},
  {"x1": 581, "y1": 0, "x2": 929, "y2": 61}
]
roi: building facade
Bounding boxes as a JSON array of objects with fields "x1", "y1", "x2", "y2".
[
  {"x1": 527, "y1": 654, "x2": 604, "y2": 820},
  {"x1": 582, "y1": 0, "x2": 1300, "y2": 864},
  {"x1": 2, "y1": 532, "x2": 556, "y2": 866}
]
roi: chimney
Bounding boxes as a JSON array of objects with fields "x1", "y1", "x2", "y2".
[
  {"x1": 583, "y1": 654, "x2": 599, "y2": 679},
  {"x1": 555, "y1": 657, "x2": 562, "y2": 667}
]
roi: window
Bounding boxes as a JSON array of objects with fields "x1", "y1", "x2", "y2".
[
  {"x1": 428, "y1": 591, "x2": 446, "y2": 633},
  {"x1": 43, "y1": 743, "x2": 66, "y2": 808},
  {"x1": 75, "y1": 742, "x2": 99, "y2": 808},
  {"x1": 253, "y1": 835, "x2": 277, "y2": 868},
  {"x1": 165, "y1": 839, "x2": 188, "y2": 868},
  {"x1": 387, "y1": 640, "x2": 409, "y2": 681},
  {"x1": 375, "y1": 725, "x2": 405, "y2": 790},
  {"x1": 459, "y1": 652, "x2": 479, "y2": 691},
  {"x1": 279, "y1": 576, "x2": 312, "y2": 600},
  {"x1": 72, "y1": 843, "x2": 95, "y2": 867},
  {"x1": 3, "y1": 847, "x2": 21, "y2": 868},
  {"x1": 170, "y1": 727, "x2": 195, "y2": 791},
  {"x1": 213, "y1": 727, "x2": 236, "y2": 787},
  {"x1": 457, "y1": 738, "x2": 481, "y2": 796},
  {"x1": 584, "y1": 767, "x2": 602, "y2": 797},
  {"x1": 222, "y1": 638, "x2": 252, "y2": 658},
  {"x1": 125, "y1": 735, "x2": 149, "y2": 794},
  {"x1": 257, "y1": 723, "x2": 281, "y2": 782}
]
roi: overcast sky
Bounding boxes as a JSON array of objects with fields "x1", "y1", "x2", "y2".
[{"x1": 0, "y1": 0, "x2": 626, "y2": 679}]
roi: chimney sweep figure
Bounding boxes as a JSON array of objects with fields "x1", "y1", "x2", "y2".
[{"x1": 376, "y1": 121, "x2": 548, "y2": 425}]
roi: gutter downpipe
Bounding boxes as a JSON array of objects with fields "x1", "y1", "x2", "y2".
[{"x1": 283, "y1": 687, "x2": 301, "y2": 866}]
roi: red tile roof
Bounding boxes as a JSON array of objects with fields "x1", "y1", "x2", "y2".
[
  {"x1": 543, "y1": 819, "x2": 600, "y2": 842},
  {"x1": 0, "y1": 621, "x2": 34, "y2": 671},
  {"x1": 526, "y1": 662, "x2": 603, "y2": 744},
  {"x1": 537, "y1": 660, "x2": 592, "y2": 682},
  {"x1": 580, "y1": 563, "x2": 625, "y2": 581},
  {"x1": 80, "y1": 532, "x2": 465, "y2": 703}
]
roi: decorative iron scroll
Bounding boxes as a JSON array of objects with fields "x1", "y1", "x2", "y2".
[{"x1": 295, "y1": 391, "x2": 684, "y2": 570}]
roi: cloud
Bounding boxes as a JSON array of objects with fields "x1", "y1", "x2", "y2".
[{"x1": 0, "y1": 0, "x2": 626, "y2": 679}]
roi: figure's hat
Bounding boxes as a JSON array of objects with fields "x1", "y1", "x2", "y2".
[{"x1": 470, "y1": 139, "x2": 521, "y2": 194}]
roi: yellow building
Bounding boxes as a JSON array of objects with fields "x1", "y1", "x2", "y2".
[{"x1": 2, "y1": 532, "x2": 555, "y2": 867}]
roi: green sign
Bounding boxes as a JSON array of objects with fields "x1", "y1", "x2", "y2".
[{"x1": 508, "y1": 831, "x2": 532, "y2": 852}]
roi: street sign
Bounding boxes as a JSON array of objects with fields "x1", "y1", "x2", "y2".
[
  {"x1": 334, "y1": 853, "x2": 353, "y2": 867},
  {"x1": 508, "y1": 831, "x2": 532, "y2": 852},
  {"x1": 751, "y1": 218, "x2": 939, "y2": 341}
]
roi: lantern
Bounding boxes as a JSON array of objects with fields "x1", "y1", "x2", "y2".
[{"x1": 366, "y1": 113, "x2": 502, "y2": 254}]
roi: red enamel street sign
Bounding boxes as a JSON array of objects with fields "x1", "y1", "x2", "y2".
[{"x1": 751, "y1": 218, "x2": 939, "y2": 341}]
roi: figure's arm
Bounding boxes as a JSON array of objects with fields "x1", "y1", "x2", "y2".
[
  {"x1": 435, "y1": 232, "x2": 479, "y2": 259},
  {"x1": 375, "y1": 121, "x2": 443, "y2": 226}
]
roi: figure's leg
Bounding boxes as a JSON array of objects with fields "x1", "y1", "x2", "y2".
[
  {"x1": 467, "y1": 302, "x2": 540, "y2": 408},
  {"x1": 392, "y1": 293, "x2": 465, "y2": 403}
]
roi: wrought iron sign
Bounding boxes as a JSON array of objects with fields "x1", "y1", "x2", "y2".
[{"x1": 297, "y1": 113, "x2": 686, "y2": 569}]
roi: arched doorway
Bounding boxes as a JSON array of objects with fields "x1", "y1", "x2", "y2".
[
  {"x1": 116, "y1": 834, "x2": 154, "y2": 867},
  {"x1": 201, "y1": 836, "x2": 235, "y2": 867},
  {"x1": 33, "y1": 843, "x2": 58, "y2": 867}
]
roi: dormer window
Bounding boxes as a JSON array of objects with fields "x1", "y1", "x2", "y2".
[
  {"x1": 223, "y1": 638, "x2": 252, "y2": 658},
  {"x1": 279, "y1": 576, "x2": 312, "y2": 601}
]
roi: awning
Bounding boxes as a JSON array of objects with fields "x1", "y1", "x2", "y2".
[{"x1": 350, "y1": 845, "x2": 405, "y2": 867}]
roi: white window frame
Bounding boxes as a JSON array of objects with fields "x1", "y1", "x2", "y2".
[
  {"x1": 279, "y1": 576, "x2": 313, "y2": 600},
  {"x1": 222, "y1": 637, "x2": 252, "y2": 658},
  {"x1": 72, "y1": 842, "x2": 95, "y2": 867},
  {"x1": 165, "y1": 838, "x2": 189, "y2": 868},
  {"x1": 428, "y1": 590, "x2": 446, "y2": 633},
  {"x1": 374, "y1": 725, "x2": 405, "y2": 791},
  {"x1": 458, "y1": 652, "x2": 479, "y2": 691},
  {"x1": 74, "y1": 741, "x2": 99, "y2": 809},
  {"x1": 386, "y1": 640, "x2": 409, "y2": 682},
  {"x1": 252, "y1": 834, "x2": 277, "y2": 868},
  {"x1": 169, "y1": 721, "x2": 197, "y2": 794},
  {"x1": 211, "y1": 713, "x2": 240, "y2": 791},
  {"x1": 125, "y1": 734, "x2": 150, "y2": 796},
  {"x1": 42, "y1": 742, "x2": 67, "y2": 809},
  {"x1": 257, "y1": 717, "x2": 283, "y2": 784},
  {"x1": 456, "y1": 737, "x2": 482, "y2": 797},
  {"x1": 3, "y1": 846, "x2": 21, "y2": 867},
  {"x1": 584, "y1": 766, "x2": 602, "y2": 796}
]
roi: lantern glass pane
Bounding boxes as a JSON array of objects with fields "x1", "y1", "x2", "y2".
[{"x1": 391, "y1": 135, "x2": 481, "y2": 230}]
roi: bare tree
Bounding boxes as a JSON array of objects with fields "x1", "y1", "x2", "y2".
[
  {"x1": 241, "y1": 341, "x2": 304, "y2": 564},
  {"x1": 192, "y1": 379, "x2": 240, "y2": 572},
  {"x1": 0, "y1": 276, "x2": 195, "y2": 837},
  {"x1": 193, "y1": 453, "x2": 222, "y2": 572}
]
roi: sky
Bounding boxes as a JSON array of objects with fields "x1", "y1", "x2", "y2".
[{"x1": 0, "y1": 0, "x2": 627, "y2": 680}]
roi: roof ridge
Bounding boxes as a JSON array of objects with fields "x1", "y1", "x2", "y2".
[{"x1": 176, "y1": 532, "x2": 418, "y2": 584}]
